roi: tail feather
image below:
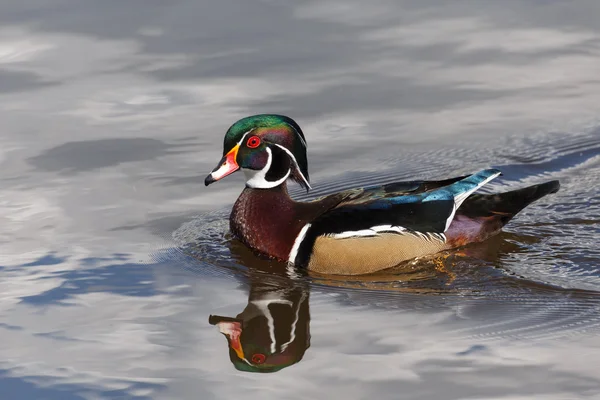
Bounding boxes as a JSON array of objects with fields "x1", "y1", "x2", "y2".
[
  {"x1": 446, "y1": 180, "x2": 560, "y2": 247},
  {"x1": 459, "y1": 180, "x2": 560, "y2": 224}
]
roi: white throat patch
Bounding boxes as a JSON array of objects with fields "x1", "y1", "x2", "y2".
[{"x1": 244, "y1": 147, "x2": 291, "y2": 189}]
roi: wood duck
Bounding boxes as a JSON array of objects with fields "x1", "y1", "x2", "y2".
[
  {"x1": 205, "y1": 114, "x2": 560, "y2": 275},
  {"x1": 209, "y1": 272, "x2": 310, "y2": 373}
]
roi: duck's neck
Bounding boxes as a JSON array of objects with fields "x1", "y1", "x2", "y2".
[{"x1": 230, "y1": 183, "x2": 302, "y2": 261}]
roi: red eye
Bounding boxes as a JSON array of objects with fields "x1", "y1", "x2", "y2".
[
  {"x1": 246, "y1": 135, "x2": 261, "y2": 148},
  {"x1": 251, "y1": 353, "x2": 266, "y2": 364}
]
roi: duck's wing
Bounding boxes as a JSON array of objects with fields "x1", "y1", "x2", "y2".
[
  {"x1": 357, "y1": 175, "x2": 470, "y2": 199},
  {"x1": 314, "y1": 169, "x2": 502, "y2": 236},
  {"x1": 290, "y1": 169, "x2": 501, "y2": 269},
  {"x1": 306, "y1": 175, "x2": 471, "y2": 210}
]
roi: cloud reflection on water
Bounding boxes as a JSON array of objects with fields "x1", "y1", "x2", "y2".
[{"x1": 1, "y1": 0, "x2": 600, "y2": 398}]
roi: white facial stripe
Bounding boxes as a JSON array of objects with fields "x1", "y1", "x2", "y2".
[
  {"x1": 251, "y1": 299, "x2": 293, "y2": 355},
  {"x1": 288, "y1": 223, "x2": 311, "y2": 264},
  {"x1": 244, "y1": 147, "x2": 291, "y2": 189},
  {"x1": 284, "y1": 122, "x2": 307, "y2": 148},
  {"x1": 237, "y1": 128, "x2": 255, "y2": 146},
  {"x1": 280, "y1": 291, "x2": 307, "y2": 353},
  {"x1": 272, "y1": 143, "x2": 311, "y2": 189}
]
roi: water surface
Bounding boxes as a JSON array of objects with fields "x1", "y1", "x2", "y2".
[{"x1": 1, "y1": 0, "x2": 600, "y2": 399}]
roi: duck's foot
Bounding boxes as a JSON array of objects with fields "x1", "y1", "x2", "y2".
[{"x1": 432, "y1": 252, "x2": 457, "y2": 284}]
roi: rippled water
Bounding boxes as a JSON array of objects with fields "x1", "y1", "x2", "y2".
[{"x1": 2, "y1": 0, "x2": 600, "y2": 399}]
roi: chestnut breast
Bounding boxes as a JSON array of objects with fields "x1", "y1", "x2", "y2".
[{"x1": 230, "y1": 186, "x2": 305, "y2": 261}]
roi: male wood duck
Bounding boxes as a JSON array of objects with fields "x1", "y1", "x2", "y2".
[
  {"x1": 209, "y1": 272, "x2": 310, "y2": 373},
  {"x1": 204, "y1": 114, "x2": 560, "y2": 275}
]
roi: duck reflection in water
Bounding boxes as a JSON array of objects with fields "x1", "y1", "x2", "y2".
[
  {"x1": 206, "y1": 228, "x2": 546, "y2": 373},
  {"x1": 209, "y1": 241, "x2": 310, "y2": 373},
  {"x1": 207, "y1": 231, "x2": 519, "y2": 373}
]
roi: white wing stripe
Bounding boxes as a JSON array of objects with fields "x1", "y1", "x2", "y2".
[
  {"x1": 328, "y1": 225, "x2": 447, "y2": 243},
  {"x1": 330, "y1": 224, "x2": 406, "y2": 239},
  {"x1": 444, "y1": 171, "x2": 501, "y2": 231}
]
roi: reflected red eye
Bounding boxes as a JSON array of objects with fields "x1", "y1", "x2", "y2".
[
  {"x1": 251, "y1": 353, "x2": 266, "y2": 364},
  {"x1": 246, "y1": 135, "x2": 261, "y2": 148}
]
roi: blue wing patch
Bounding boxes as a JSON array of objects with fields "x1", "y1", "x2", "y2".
[{"x1": 362, "y1": 169, "x2": 501, "y2": 209}]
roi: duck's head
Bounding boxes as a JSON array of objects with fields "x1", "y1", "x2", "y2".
[
  {"x1": 208, "y1": 312, "x2": 310, "y2": 373},
  {"x1": 204, "y1": 114, "x2": 311, "y2": 191},
  {"x1": 207, "y1": 274, "x2": 310, "y2": 373}
]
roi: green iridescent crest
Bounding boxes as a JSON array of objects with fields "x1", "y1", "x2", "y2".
[{"x1": 224, "y1": 114, "x2": 310, "y2": 189}]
